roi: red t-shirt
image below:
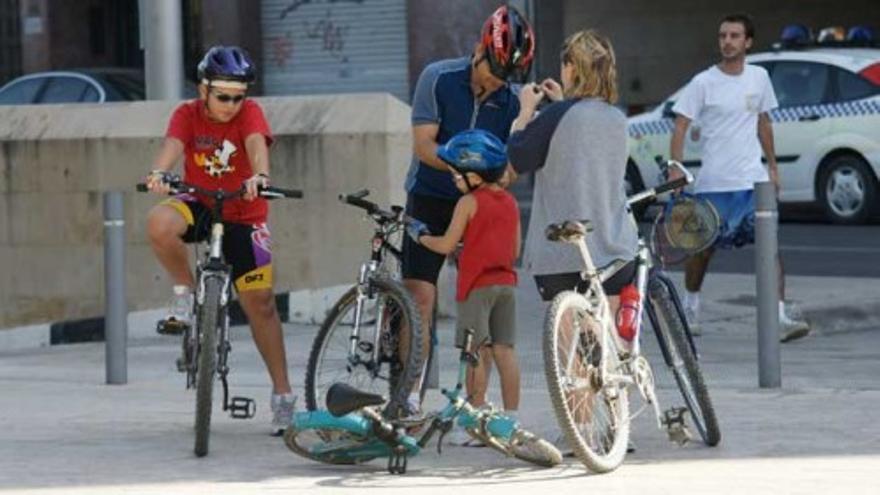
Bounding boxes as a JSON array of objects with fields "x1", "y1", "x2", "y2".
[
  {"x1": 166, "y1": 99, "x2": 274, "y2": 224},
  {"x1": 457, "y1": 188, "x2": 519, "y2": 301}
]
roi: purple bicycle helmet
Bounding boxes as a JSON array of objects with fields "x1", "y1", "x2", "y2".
[{"x1": 197, "y1": 46, "x2": 256, "y2": 87}]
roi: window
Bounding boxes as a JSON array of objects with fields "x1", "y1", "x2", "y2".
[
  {"x1": 82, "y1": 85, "x2": 100, "y2": 103},
  {"x1": 39, "y1": 77, "x2": 91, "y2": 103},
  {"x1": 770, "y1": 62, "x2": 829, "y2": 107},
  {"x1": 0, "y1": 77, "x2": 45, "y2": 104},
  {"x1": 835, "y1": 68, "x2": 878, "y2": 101}
]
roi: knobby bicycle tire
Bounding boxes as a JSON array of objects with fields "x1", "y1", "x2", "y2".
[
  {"x1": 543, "y1": 291, "x2": 630, "y2": 473},
  {"x1": 194, "y1": 276, "x2": 222, "y2": 457},
  {"x1": 648, "y1": 277, "x2": 721, "y2": 446},
  {"x1": 305, "y1": 277, "x2": 423, "y2": 418},
  {"x1": 507, "y1": 428, "x2": 563, "y2": 467}
]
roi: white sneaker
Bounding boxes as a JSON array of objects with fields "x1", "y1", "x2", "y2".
[
  {"x1": 447, "y1": 425, "x2": 483, "y2": 447},
  {"x1": 158, "y1": 285, "x2": 193, "y2": 335},
  {"x1": 270, "y1": 393, "x2": 297, "y2": 436},
  {"x1": 779, "y1": 314, "x2": 810, "y2": 343}
]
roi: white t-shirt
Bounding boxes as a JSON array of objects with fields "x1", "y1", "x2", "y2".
[{"x1": 672, "y1": 64, "x2": 778, "y2": 193}]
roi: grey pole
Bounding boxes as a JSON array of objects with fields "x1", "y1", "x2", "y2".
[
  {"x1": 104, "y1": 191, "x2": 128, "y2": 385},
  {"x1": 140, "y1": 0, "x2": 184, "y2": 100},
  {"x1": 755, "y1": 181, "x2": 780, "y2": 388}
]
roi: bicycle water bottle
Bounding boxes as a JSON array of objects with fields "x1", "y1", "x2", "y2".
[{"x1": 616, "y1": 284, "x2": 641, "y2": 342}]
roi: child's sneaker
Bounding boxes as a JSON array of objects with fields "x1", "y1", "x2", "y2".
[
  {"x1": 157, "y1": 285, "x2": 193, "y2": 335},
  {"x1": 270, "y1": 393, "x2": 297, "y2": 437}
]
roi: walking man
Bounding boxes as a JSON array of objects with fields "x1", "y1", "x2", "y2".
[{"x1": 670, "y1": 13, "x2": 809, "y2": 342}]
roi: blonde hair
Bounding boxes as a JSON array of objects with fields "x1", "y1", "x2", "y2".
[{"x1": 560, "y1": 30, "x2": 618, "y2": 104}]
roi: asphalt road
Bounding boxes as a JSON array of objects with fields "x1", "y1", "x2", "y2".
[{"x1": 695, "y1": 221, "x2": 880, "y2": 278}]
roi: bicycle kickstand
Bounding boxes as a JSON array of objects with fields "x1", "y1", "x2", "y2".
[{"x1": 387, "y1": 447, "x2": 408, "y2": 475}]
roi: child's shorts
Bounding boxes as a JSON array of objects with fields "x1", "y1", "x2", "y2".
[{"x1": 455, "y1": 285, "x2": 516, "y2": 349}]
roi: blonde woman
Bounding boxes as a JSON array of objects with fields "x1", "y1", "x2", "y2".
[
  {"x1": 508, "y1": 29, "x2": 638, "y2": 306},
  {"x1": 507, "y1": 28, "x2": 637, "y2": 454}
]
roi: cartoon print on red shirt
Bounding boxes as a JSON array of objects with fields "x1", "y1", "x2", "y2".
[{"x1": 194, "y1": 139, "x2": 238, "y2": 178}]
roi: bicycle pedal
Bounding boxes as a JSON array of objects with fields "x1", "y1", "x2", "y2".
[
  {"x1": 667, "y1": 423, "x2": 692, "y2": 446},
  {"x1": 156, "y1": 319, "x2": 189, "y2": 336},
  {"x1": 228, "y1": 396, "x2": 256, "y2": 419}
]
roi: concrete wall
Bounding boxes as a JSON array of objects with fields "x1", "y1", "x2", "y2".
[
  {"x1": 0, "y1": 93, "x2": 411, "y2": 328},
  {"x1": 552, "y1": 0, "x2": 880, "y2": 110}
]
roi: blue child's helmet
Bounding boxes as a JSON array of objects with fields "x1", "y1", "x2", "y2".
[
  {"x1": 197, "y1": 46, "x2": 256, "y2": 86},
  {"x1": 437, "y1": 129, "x2": 508, "y2": 186}
]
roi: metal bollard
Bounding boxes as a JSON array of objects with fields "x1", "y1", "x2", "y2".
[
  {"x1": 103, "y1": 191, "x2": 128, "y2": 385},
  {"x1": 755, "y1": 181, "x2": 780, "y2": 388}
]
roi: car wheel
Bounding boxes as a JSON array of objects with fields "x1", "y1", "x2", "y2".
[{"x1": 818, "y1": 154, "x2": 877, "y2": 224}]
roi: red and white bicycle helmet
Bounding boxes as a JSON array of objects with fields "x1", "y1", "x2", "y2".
[{"x1": 479, "y1": 5, "x2": 535, "y2": 83}]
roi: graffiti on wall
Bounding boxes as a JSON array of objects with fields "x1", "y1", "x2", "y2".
[
  {"x1": 279, "y1": 0, "x2": 365, "y2": 19},
  {"x1": 271, "y1": 1, "x2": 364, "y2": 71}
]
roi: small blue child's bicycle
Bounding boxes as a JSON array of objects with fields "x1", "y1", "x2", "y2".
[{"x1": 284, "y1": 330, "x2": 562, "y2": 474}]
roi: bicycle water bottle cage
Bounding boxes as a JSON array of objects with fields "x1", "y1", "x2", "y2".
[
  {"x1": 545, "y1": 220, "x2": 593, "y2": 242},
  {"x1": 227, "y1": 396, "x2": 256, "y2": 419},
  {"x1": 326, "y1": 383, "x2": 386, "y2": 417}
]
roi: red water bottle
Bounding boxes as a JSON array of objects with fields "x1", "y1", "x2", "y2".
[{"x1": 616, "y1": 284, "x2": 641, "y2": 342}]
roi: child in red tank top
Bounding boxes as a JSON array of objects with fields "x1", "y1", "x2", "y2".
[{"x1": 408, "y1": 129, "x2": 522, "y2": 427}]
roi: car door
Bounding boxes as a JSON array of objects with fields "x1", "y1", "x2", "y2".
[{"x1": 767, "y1": 61, "x2": 832, "y2": 201}]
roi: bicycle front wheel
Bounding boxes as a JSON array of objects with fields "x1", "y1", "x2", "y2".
[
  {"x1": 648, "y1": 276, "x2": 721, "y2": 446},
  {"x1": 305, "y1": 277, "x2": 422, "y2": 417},
  {"x1": 543, "y1": 291, "x2": 630, "y2": 473},
  {"x1": 194, "y1": 275, "x2": 222, "y2": 457}
]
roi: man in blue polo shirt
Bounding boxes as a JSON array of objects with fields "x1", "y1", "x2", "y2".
[{"x1": 401, "y1": 4, "x2": 535, "y2": 415}]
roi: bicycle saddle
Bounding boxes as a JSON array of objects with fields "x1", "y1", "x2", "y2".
[
  {"x1": 545, "y1": 220, "x2": 593, "y2": 242},
  {"x1": 326, "y1": 383, "x2": 386, "y2": 417}
]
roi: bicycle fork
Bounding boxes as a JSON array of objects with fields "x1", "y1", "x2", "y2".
[{"x1": 347, "y1": 262, "x2": 386, "y2": 375}]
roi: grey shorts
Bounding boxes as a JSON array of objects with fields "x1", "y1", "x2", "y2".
[{"x1": 455, "y1": 285, "x2": 516, "y2": 349}]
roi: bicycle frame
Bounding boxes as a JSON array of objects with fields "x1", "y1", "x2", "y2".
[{"x1": 325, "y1": 190, "x2": 406, "y2": 376}]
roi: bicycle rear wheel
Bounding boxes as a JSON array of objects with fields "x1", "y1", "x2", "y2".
[
  {"x1": 305, "y1": 277, "x2": 422, "y2": 417},
  {"x1": 543, "y1": 291, "x2": 630, "y2": 473},
  {"x1": 648, "y1": 276, "x2": 721, "y2": 446},
  {"x1": 283, "y1": 426, "x2": 378, "y2": 465},
  {"x1": 193, "y1": 276, "x2": 222, "y2": 457}
]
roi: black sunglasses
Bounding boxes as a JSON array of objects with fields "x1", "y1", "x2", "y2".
[{"x1": 212, "y1": 92, "x2": 246, "y2": 104}]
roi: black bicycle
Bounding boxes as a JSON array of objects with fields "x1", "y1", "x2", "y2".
[
  {"x1": 304, "y1": 190, "x2": 424, "y2": 419},
  {"x1": 137, "y1": 176, "x2": 302, "y2": 457}
]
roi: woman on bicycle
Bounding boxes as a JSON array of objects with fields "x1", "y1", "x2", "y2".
[
  {"x1": 507, "y1": 29, "x2": 638, "y2": 313},
  {"x1": 144, "y1": 45, "x2": 296, "y2": 435}
]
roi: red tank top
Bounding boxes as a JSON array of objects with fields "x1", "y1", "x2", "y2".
[{"x1": 457, "y1": 188, "x2": 519, "y2": 301}]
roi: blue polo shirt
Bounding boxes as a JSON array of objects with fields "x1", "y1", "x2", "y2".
[{"x1": 404, "y1": 57, "x2": 521, "y2": 200}]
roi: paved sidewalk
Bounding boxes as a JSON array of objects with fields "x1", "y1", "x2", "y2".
[{"x1": 1, "y1": 272, "x2": 879, "y2": 494}]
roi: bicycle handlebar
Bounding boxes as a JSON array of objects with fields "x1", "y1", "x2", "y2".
[
  {"x1": 339, "y1": 189, "x2": 402, "y2": 222},
  {"x1": 626, "y1": 158, "x2": 692, "y2": 207},
  {"x1": 136, "y1": 179, "x2": 303, "y2": 200}
]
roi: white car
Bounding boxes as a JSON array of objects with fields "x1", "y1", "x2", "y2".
[{"x1": 626, "y1": 44, "x2": 880, "y2": 224}]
